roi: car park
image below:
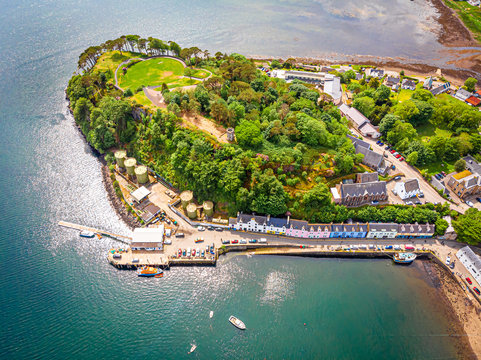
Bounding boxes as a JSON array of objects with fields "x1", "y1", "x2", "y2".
[{"x1": 466, "y1": 277, "x2": 472, "y2": 285}]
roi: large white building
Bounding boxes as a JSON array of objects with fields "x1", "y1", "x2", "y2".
[
  {"x1": 130, "y1": 226, "x2": 164, "y2": 251},
  {"x1": 457, "y1": 246, "x2": 481, "y2": 286}
]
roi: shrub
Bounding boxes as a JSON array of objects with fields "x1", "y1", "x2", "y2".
[{"x1": 124, "y1": 88, "x2": 133, "y2": 97}]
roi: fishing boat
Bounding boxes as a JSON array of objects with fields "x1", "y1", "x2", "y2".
[
  {"x1": 229, "y1": 315, "x2": 246, "y2": 330},
  {"x1": 79, "y1": 230, "x2": 95, "y2": 238},
  {"x1": 137, "y1": 266, "x2": 163, "y2": 277},
  {"x1": 393, "y1": 252, "x2": 416, "y2": 265},
  {"x1": 209, "y1": 311, "x2": 214, "y2": 318},
  {"x1": 188, "y1": 344, "x2": 197, "y2": 354},
  {"x1": 195, "y1": 238, "x2": 204, "y2": 243}
]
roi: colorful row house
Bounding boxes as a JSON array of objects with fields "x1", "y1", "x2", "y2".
[{"x1": 228, "y1": 213, "x2": 435, "y2": 239}]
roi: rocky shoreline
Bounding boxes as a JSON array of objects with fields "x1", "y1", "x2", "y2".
[
  {"x1": 100, "y1": 164, "x2": 141, "y2": 230},
  {"x1": 423, "y1": 260, "x2": 481, "y2": 359}
]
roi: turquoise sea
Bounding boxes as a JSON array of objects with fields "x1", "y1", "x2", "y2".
[{"x1": 0, "y1": 0, "x2": 472, "y2": 358}]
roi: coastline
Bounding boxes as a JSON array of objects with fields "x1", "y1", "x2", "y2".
[{"x1": 423, "y1": 260, "x2": 481, "y2": 359}]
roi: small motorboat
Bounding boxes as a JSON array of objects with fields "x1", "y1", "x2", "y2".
[
  {"x1": 137, "y1": 266, "x2": 163, "y2": 277},
  {"x1": 195, "y1": 238, "x2": 204, "y2": 243},
  {"x1": 229, "y1": 315, "x2": 246, "y2": 330},
  {"x1": 209, "y1": 311, "x2": 214, "y2": 318},
  {"x1": 188, "y1": 344, "x2": 197, "y2": 354},
  {"x1": 79, "y1": 230, "x2": 95, "y2": 238}
]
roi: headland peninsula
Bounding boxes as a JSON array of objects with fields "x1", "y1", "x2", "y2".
[{"x1": 63, "y1": 31, "x2": 481, "y2": 357}]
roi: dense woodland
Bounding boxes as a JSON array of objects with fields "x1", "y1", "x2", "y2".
[{"x1": 67, "y1": 36, "x2": 474, "y2": 235}]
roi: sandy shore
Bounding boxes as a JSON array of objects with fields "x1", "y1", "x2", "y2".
[{"x1": 424, "y1": 261, "x2": 481, "y2": 359}]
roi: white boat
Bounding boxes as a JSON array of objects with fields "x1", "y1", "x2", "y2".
[
  {"x1": 188, "y1": 344, "x2": 197, "y2": 354},
  {"x1": 229, "y1": 315, "x2": 246, "y2": 330},
  {"x1": 79, "y1": 230, "x2": 95, "y2": 238},
  {"x1": 209, "y1": 311, "x2": 214, "y2": 318}
]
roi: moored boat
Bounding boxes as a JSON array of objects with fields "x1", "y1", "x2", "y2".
[
  {"x1": 229, "y1": 315, "x2": 246, "y2": 330},
  {"x1": 393, "y1": 252, "x2": 416, "y2": 265},
  {"x1": 137, "y1": 266, "x2": 163, "y2": 277},
  {"x1": 188, "y1": 344, "x2": 197, "y2": 354},
  {"x1": 209, "y1": 310, "x2": 214, "y2": 318},
  {"x1": 79, "y1": 230, "x2": 95, "y2": 238}
]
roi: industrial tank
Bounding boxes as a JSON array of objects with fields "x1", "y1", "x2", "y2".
[
  {"x1": 203, "y1": 201, "x2": 214, "y2": 217},
  {"x1": 124, "y1": 158, "x2": 137, "y2": 176},
  {"x1": 180, "y1": 190, "x2": 194, "y2": 209},
  {"x1": 114, "y1": 150, "x2": 127, "y2": 168},
  {"x1": 186, "y1": 203, "x2": 197, "y2": 219},
  {"x1": 135, "y1": 165, "x2": 149, "y2": 184}
]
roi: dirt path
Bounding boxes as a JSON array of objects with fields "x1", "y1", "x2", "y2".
[
  {"x1": 143, "y1": 87, "x2": 166, "y2": 108},
  {"x1": 181, "y1": 113, "x2": 228, "y2": 143}
]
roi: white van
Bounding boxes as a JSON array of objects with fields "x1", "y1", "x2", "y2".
[{"x1": 259, "y1": 238, "x2": 267, "y2": 243}]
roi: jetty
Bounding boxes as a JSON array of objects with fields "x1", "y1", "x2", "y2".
[{"x1": 58, "y1": 221, "x2": 132, "y2": 243}]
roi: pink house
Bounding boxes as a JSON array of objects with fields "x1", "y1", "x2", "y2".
[{"x1": 286, "y1": 219, "x2": 309, "y2": 238}]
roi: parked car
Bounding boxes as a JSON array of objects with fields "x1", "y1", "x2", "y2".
[
  {"x1": 474, "y1": 287, "x2": 480, "y2": 295},
  {"x1": 164, "y1": 239, "x2": 172, "y2": 245},
  {"x1": 207, "y1": 226, "x2": 215, "y2": 231},
  {"x1": 418, "y1": 193, "x2": 424, "y2": 198},
  {"x1": 399, "y1": 157, "x2": 404, "y2": 161},
  {"x1": 395, "y1": 154, "x2": 401, "y2": 159},
  {"x1": 192, "y1": 249, "x2": 196, "y2": 257},
  {"x1": 390, "y1": 149, "x2": 396, "y2": 154},
  {"x1": 441, "y1": 171, "x2": 447, "y2": 176},
  {"x1": 182, "y1": 249, "x2": 186, "y2": 256},
  {"x1": 249, "y1": 239, "x2": 257, "y2": 243},
  {"x1": 446, "y1": 256, "x2": 450, "y2": 266},
  {"x1": 259, "y1": 238, "x2": 268, "y2": 243},
  {"x1": 215, "y1": 227, "x2": 224, "y2": 232},
  {"x1": 391, "y1": 165, "x2": 396, "y2": 170},
  {"x1": 476, "y1": 197, "x2": 481, "y2": 203},
  {"x1": 231, "y1": 239, "x2": 239, "y2": 244},
  {"x1": 379, "y1": 142, "x2": 384, "y2": 146},
  {"x1": 449, "y1": 261, "x2": 455, "y2": 269},
  {"x1": 467, "y1": 201, "x2": 474, "y2": 207},
  {"x1": 178, "y1": 249, "x2": 182, "y2": 257},
  {"x1": 414, "y1": 199, "x2": 422, "y2": 205},
  {"x1": 406, "y1": 201, "x2": 413, "y2": 205},
  {"x1": 466, "y1": 277, "x2": 472, "y2": 285},
  {"x1": 175, "y1": 233, "x2": 185, "y2": 238},
  {"x1": 383, "y1": 153, "x2": 388, "y2": 158},
  {"x1": 385, "y1": 145, "x2": 390, "y2": 150},
  {"x1": 197, "y1": 226, "x2": 205, "y2": 231},
  {"x1": 376, "y1": 140, "x2": 381, "y2": 145},
  {"x1": 394, "y1": 176, "x2": 401, "y2": 181},
  {"x1": 371, "y1": 200, "x2": 379, "y2": 205},
  {"x1": 385, "y1": 245, "x2": 393, "y2": 250},
  {"x1": 221, "y1": 239, "x2": 230, "y2": 244},
  {"x1": 240, "y1": 239, "x2": 247, "y2": 244}
]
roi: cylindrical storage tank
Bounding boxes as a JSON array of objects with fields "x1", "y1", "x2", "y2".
[
  {"x1": 203, "y1": 201, "x2": 214, "y2": 217},
  {"x1": 186, "y1": 203, "x2": 197, "y2": 219},
  {"x1": 124, "y1": 158, "x2": 137, "y2": 176},
  {"x1": 180, "y1": 190, "x2": 194, "y2": 209},
  {"x1": 135, "y1": 165, "x2": 149, "y2": 184},
  {"x1": 114, "y1": 150, "x2": 127, "y2": 168}
]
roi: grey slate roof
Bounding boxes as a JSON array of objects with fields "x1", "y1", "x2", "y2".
[
  {"x1": 369, "y1": 223, "x2": 398, "y2": 232},
  {"x1": 355, "y1": 145, "x2": 384, "y2": 169},
  {"x1": 347, "y1": 134, "x2": 370, "y2": 149},
  {"x1": 289, "y1": 219, "x2": 308, "y2": 230},
  {"x1": 357, "y1": 172, "x2": 379, "y2": 183},
  {"x1": 268, "y1": 217, "x2": 288, "y2": 228},
  {"x1": 464, "y1": 155, "x2": 481, "y2": 176},
  {"x1": 340, "y1": 181, "x2": 387, "y2": 198},
  {"x1": 404, "y1": 179, "x2": 420, "y2": 193},
  {"x1": 386, "y1": 77, "x2": 399, "y2": 85}
]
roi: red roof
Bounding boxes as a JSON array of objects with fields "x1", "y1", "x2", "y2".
[
  {"x1": 476, "y1": 90, "x2": 481, "y2": 97},
  {"x1": 466, "y1": 96, "x2": 481, "y2": 106}
]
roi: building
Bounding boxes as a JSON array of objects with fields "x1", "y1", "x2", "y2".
[
  {"x1": 468, "y1": 0, "x2": 480, "y2": 6},
  {"x1": 397, "y1": 223, "x2": 435, "y2": 238},
  {"x1": 454, "y1": 88, "x2": 472, "y2": 102},
  {"x1": 347, "y1": 134, "x2": 370, "y2": 150},
  {"x1": 446, "y1": 170, "x2": 481, "y2": 199},
  {"x1": 456, "y1": 246, "x2": 481, "y2": 285},
  {"x1": 228, "y1": 214, "x2": 435, "y2": 239},
  {"x1": 356, "y1": 172, "x2": 379, "y2": 183},
  {"x1": 369, "y1": 69, "x2": 384, "y2": 78},
  {"x1": 394, "y1": 179, "x2": 421, "y2": 200},
  {"x1": 466, "y1": 96, "x2": 481, "y2": 107},
  {"x1": 423, "y1": 77, "x2": 433, "y2": 90},
  {"x1": 130, "y1": 226, "x2": 164, "y2": 251},
  {"x1": 323, "y1": 74, "x2": 342, "y2": 102},
  {"x1": 131, "y1": 186, "x2": 151, "y2": 203},
  {"x1": 401, "y1": 78, "x2": 416, "y2": 90},
  {"x1": 367, "y1": 223, "x2": 398, "y2": 238},
  {"x1": 430, "y1": 82, "x2": 450, "y2": 96},
  {"x1": 332, "y1": 181, "x2": 387, "y2": 206},
  {"x1": 284, "y1": 70, "x2": 325, "y2": 83},
  {"x1": 339, "y1": 104, "x2": 380, "y2": 138},
  {"x1": 385, "y1": 76, "x2": 400, "y2": 88},
  {"x1": 354, "y1": 144, "x2": 387, "y2": 173}
]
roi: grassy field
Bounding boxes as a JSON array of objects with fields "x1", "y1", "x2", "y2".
[
  {"x1": 417, "y1": 123, "x2": 453, "y2": 142},
  {"x1": 444, "y1": 0, "x2": 481, "y2": 42},
  {"x1": 420, "y1": 160, "x2": 455, "y2": 177},
  {"x1": 92, "y1": 51, "x2": 144, "y2": 74},
  {"x1": 191, "y1": 69, "x2": 211, "y2": 79},
  {"x1": 119, "y1": 58, "x2": 185, "y2": 90},
  {"x1": 167, "y1": 78, "x2": 201, "y2": 88}
]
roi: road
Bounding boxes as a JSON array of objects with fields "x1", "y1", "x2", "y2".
[{"x1": 350, "y1": 127, "x2": 467, "y2": 213}]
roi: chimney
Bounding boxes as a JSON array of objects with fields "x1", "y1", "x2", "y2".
[
  {"x1": 267, "y1": 214, "x2": 270, "y2": 222},
  {"x1": 287, "y1": 215, "x2": 290, "y2": 225}
]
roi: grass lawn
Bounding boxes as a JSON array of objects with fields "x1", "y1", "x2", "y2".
[
  {"x1": 394, "y1": 89, "x2": 414, "y2": 102},
  {"x1": 416, "y1": 123, "x2": 453, "y2": 143},
  {"x1": 167, "y1": 78, "x2": 201, "y2": 88},
  {"x1": 419, "y1": 160, "x2": 455, "y2": 177},
  {"x1": 92, "y1": 51, "x2": 144, "y2": 74},
  {"x1": 444, "y1": 0, "x2": 481, "y2": 42},
  {"x1": 191, "y1": 69, "x2": 211, "y2": 79},
  {"x1": 119, "y1": 58, "x2": 185, "y2": 90}
]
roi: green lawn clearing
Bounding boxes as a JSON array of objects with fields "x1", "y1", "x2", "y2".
[
  {"x1": 419, "y1": 160, "x2": 455, "y2": 177},
  {"x1": 93, "y1": 51, "x2": 143, "y2": 74},
  {"x1": 416, "y1": 123, "x2": 453, "y2": 143},
  {"x1": 167, "y1": 78, "x2": 201, "y2": 88},
  {"x1": 119, "y1": 58, "x2": 185, "y2": 90},
  {"x1": 191, "y1": 69, "x2": 211, "y2": 79}
]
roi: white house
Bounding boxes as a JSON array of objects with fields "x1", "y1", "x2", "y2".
[
  {"x1": 367, "y1": 223, "x2": 398, "y2": 238},
  {"x1": 456, "y1": 246, "x2": 481, "y2": 286},
  {"x1": 401, "y1": 78, "x2": 416, "y2": 91},
  {"x1": 394, "y1": 179, "x2": 421, "y2": 200}
]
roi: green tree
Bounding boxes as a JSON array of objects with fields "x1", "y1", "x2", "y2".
[
  {"x1": 434, "y1": 218, "x2": 449, "y2": 236},
  {"x1": 465, "y1": 77, "x2": 478, "y2": 93},
  {"x1": 394, "y1": 100, "x2": 419, "y2": 124},
  {"x1": 250, "y1": 173, "x2": 288, "y2": 215},
  {"x1": 184, "y1": 67, "x2": 194, "y2": 79},
  {"x1": 334, "y1": 153, "x2": 354, "y2": 174},
  {"x1": 453, "y1": 208, "x2": 481, "y2": 244},
  {"x1": 387, "y1": 121, "x2": 417, "y2": 146},
  {"x1": 406, "y1": 151, "x2": 419, "y2": 165},
  {"x1": 374, "y1": 85, "x2": 391, "y2": 103},
  {"x1": 235, "y1": 120, "x2": 263, "y2": 148},
  {"x1": 454, "y1": 159, "x2": 467, "y2": 172},
  {"x1": 379, "y1": 114, "x2": 400, "y2": 136},
  {"x1": 302, "y1": 183, "x2": 331, "y2": 210},
  {"x1": 352, "y1": 96, "x2": 375, "y2": 118}
]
